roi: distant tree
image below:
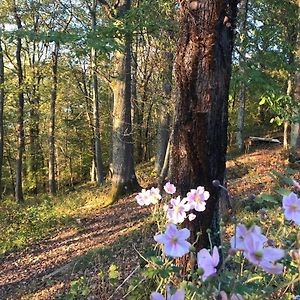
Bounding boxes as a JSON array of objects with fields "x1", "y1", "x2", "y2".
[
  {"x1": 236, "y1": 0, "x2": 249, "y2": 151},
  {"x1": 110, "y1": 0, "x2": 139, "y2": 201},
  {"x1": 170, "y1": 0, "x2": 238, "y2": 269},
  {"x1": 49, "y1": 41, "x2": 59, "y2": 195},
  {"x1": 289, "y1": 0, "x2": 300, "y2": 149},
  {"x1": 0, "y1": 38, "x2": 4, "y2": 200},
  {"x1": 90, "y1": 0, "x2": 104, "y2": 185},
  {"x1": 13, "y1": 2, "x2": 25, "y2": 202}
]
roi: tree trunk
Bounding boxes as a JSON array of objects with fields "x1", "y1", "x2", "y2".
[
  {"x1": 289, "y1": 6, "x2": 300, "y2": 149},
  {"x1": 14, "y1": 4, "x2": 25, "y2": 202},
  {"x1": 155, "y1": 51, "x2": 173, "y2": 174},
  {"x1": 0, "y1": 39, "x2": 4, "y2": 200},
  {"x1": 170, "y1": 0, "x2": 238, "y2": 265},
  {"x1": 91, "y1": 0, "x2": 104, "y2": 186},
  {"x1": 236, "y1": 0, "x2": 248, "y2": 151},
  {"x1": 290, "y1": 72, "x2": 300, "y2": 148},
  {"x1": 155, "y1": 113, "x2": 170, "y2": 174},
  {"x1": 49, "y1": 42, "x2": 59, "y2": 195},
  {"x1": 110, "y1": 0, "x2": 139, "y2": 202},
  {"x1": 28, "y1": 38, "x2": 42, "y2": 194}
]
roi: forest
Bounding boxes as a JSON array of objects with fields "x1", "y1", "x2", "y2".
[{"x1": 0, "y1": 0, "x2": 299, "y2": 299}]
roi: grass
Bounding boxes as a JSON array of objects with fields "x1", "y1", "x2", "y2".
[{"x1": 0, "y1": 182, "x2": 112, "y2": 254}]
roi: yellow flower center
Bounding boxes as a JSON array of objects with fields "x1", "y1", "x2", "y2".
[{"x1": 172, "y1": 237, "x2": 178, "y2": 243}]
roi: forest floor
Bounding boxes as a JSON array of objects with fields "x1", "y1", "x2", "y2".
[{"x1": 0, "y1": 144, "x2": 299, "y2": 300}]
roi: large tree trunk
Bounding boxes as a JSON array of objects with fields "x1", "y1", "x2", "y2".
[
  {"x1": 110, "y1": 0, "x2": 139, "y2": 202},
  {"x1": 170, "y1": 0, "x2": 238, "y2": 263},
  {"x1": 236, "y1": 0, "x2": 248, "y2": 151},
  {"x1": 0, "y1": 39, "x2": 4, "y2": 200},
  {"x1": 14, "y1": 4, "x2": 25, "y2": 203},
  {"x1": 49, "y1": 42, "x2": 59, "y2": 195}
]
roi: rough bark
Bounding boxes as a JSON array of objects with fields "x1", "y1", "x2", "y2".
[
  {"x1": 0, "y1": 39, "x2": 4, "y2": 200},
  {"x1": 110, "y1": 0, "x2": 139, "y2": 202},
  {"x1": 170, "y1": 0, "x2": 238, "y2": 264},
  {"x1": 236, "y1": 0, "x2": 248, "y2": 151},
  {"x1": 14, "y1": 4, "x2": 25, "y2": 202},
  {"x1": 49, "y1": 42, "x2": 59, "y2": 195}
]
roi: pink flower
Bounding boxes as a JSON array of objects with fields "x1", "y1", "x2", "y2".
[
  {"x1": 167, "y1": 197, "x2": 190, "y2": 224},
  {"x1": 150, "y1": 187, "x2": 162, "y2": 204},
  {"x1": 135, "y1": 189, "x2": 152, "y2": 206},
  {"x1": 243, "y1": 234, "x2": 284, "y2": 274},
  {"x1": 197, "y1": 246, "x2": 219, "y2": 281},
  {"x1": 186, "y1": 186, "x2": 209, "y2": 212},
  {"x1": 292, "y1": 179, "x2": 300, "y2": 191},
  {"x1": 188, "y1": 213, "x2": 196, "y2": 221},
  {"x1": 164, "y1": 182, "x2": 176, "y2": 195},
  {"x1": 151, "y1": 287, "x2": 185, "y2": 300},
  {"x1": 154, "y1": 224, "x2": 191, "y2": 258},
  {"x1": 230, "y1": 224, "x2": 267, "y2": 251},
  {"x1": 282, "y1": 192, "x2": 300, "y2": 225}
]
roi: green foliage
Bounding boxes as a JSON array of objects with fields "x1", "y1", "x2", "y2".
[
  {"x1": 0, "y1": 197, "x2": 73, "y2": 253},
  {"x1": 0, "y1": 184, "x2": 111, "y2": 254},
  {"x1": 64, "y1": 276, "x2": 91, "y2": 300}
]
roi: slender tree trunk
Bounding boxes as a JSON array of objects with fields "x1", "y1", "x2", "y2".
[
  {"x1": 29, "y1": 43, "x2": 42, "y2": 194},
  {"x1": 0, "y1": 39, "x2": 4, "y2": 200},
  {"x1": 290, "y1": 72, "x2": 300, "y2": 148},
  {"x1": 236, "y1": 0, "x2": 248, "y2": 151},
  {"x1": 170, "y1": 0, "x2": 238, "y2": 267},
  {"x1": 290, "y1": 6, "x2": 300, "y2": 148},
  {"x1": 132, "y1": 37, "x2": 142, "y2": 162},
  {"x1": 155, "y1": 113, "x2": 170, "y2": 173},
  {"x1": 91, "y1": 46, "x2": 104, "y2": 185},
  {"x1": 155, "y1": 51, "x2": 173, "y2": 174},
  {"x1": 49, "y1": 42, "x2": 59, "y2": 195},
  {"x1": 14, "y1": 5, "x2": 25, "y2": 202},
  {"x1": 90, "y1": 1, "x2": 104, "y2": 185},
  {"x1": 110, "y1": 0, "x2": 139, "y2": 202}
]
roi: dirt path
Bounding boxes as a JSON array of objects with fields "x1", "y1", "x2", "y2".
[
  {"x1": 0, "y1": 146, "x2": 297, "y2": 299},
  {"x1": 0, "y1": 194, "x2": 150, "y2": 299}
]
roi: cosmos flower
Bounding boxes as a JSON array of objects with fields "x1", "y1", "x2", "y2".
[
  {"x1": 243, "y1": 233, "x2": 284, "y2": 274},
  {"x1": 164, "y1": 182, "x2": 176, "y2": 195},
  {"x1": 282, "y1": 192, "x2": 300, "y2": 225},
  {"x1": 186, "y1": 186, "x2": 209, "y2": 212},
  {"x1": 166, "y1": 197, "x2": 190, "y2": 224},
  {"x1": 197, "y1": 246, "x2": 219, "y2": 281},
  {"x1": 135, "y1": 189, "x2": 152, "y2": 206},
  {"x1": 154, "y1": 224, "x2": 191, "y2": 258},
  {"x1": 230, "y1": 224, "x2": 267, "y2": 251}
]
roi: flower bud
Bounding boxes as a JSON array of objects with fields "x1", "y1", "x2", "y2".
[
  {"x1": 248, "y1": 194, "x2": 256, "y2": 201},
  {"x1": 196, "y1": 268, "x2": 204, "y2": 275},
  {"x1": 189, "y1": 245, "x2": 196, "y2": 252},
  {"x1": 212, "y1": 179, "x2": 221, "y2": 187}
]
